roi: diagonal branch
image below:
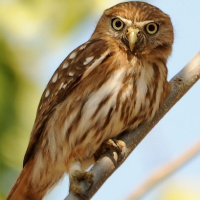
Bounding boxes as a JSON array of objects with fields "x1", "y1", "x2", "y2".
[
  {"x1": 65, "y1": 52, "x2": 200, "y2": 200},
  {"x1": 126, "y1": 138, "x2": 200, "y2": 200}
]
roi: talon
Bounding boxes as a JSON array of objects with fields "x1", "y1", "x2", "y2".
[
  {"x1": 115, "y1": 140, "x2": 126, "y2": 156},
  {"x1": 69, "y1": 170, "x2": 94, "y2": 198},
  {"x1": 106, "y1": 139, "x2": 126, "y2": 156},
  {"x1": 106, "y1": 139, "x2": 119, "y2": 151},
  {"x1": 94, "y1": 139, "x2": 126, "y2": 160}
]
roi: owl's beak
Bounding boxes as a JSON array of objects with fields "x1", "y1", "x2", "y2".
[{"x1": 126, "y1": 27, "x2": 140, "y2": 52}]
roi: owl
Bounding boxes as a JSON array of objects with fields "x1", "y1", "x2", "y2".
[{"x1": 7, "y1": 1, "x2": 173, "y2": 200}]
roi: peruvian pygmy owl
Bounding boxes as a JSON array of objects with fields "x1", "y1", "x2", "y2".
[{"x1": 7, "y1": 1, "x2": 173, "y2": 200}]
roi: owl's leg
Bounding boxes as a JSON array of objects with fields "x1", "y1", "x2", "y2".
[
  {"x1": 94, "y1": 139, "x2": 126, "y2": 160},
  {"x1": 69, "y1": 160, "x2": 93, "y2": 198}
]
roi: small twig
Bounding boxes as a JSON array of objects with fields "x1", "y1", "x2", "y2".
[
  {"x1": 126, "y1": 138, "x2": 200, "y2": 200},
  {"x1": 65, "y1": 52, "x2": 200, "y2": 200}
]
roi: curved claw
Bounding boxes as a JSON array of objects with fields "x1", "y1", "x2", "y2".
[{"x1": 94, "y1": 139, "x2": 126, "y2": 161}]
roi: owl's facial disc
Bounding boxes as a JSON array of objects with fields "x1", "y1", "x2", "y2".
[{"x1": 126, "y1": 27, "x2": 140, "y2": 52}]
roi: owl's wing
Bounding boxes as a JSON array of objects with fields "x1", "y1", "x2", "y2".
[{"x1": 23, "y1": 39, "x2": 110, "y2": 166}]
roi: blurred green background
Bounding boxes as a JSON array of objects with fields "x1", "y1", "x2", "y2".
[{"x1": 1, "y1": 1, "x2": 200, "y2": 200}]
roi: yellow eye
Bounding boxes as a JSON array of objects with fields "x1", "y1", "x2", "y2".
[
  {"x1": 145, "y1": 22, "x2": 159, "y2": 34},
  {"x1": 111, "y1": 18, "x2": 124, "y2": 31}
]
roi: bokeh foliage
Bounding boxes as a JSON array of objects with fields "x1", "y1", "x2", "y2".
[
  {"x1": 0, "y1": 34, "x2": 38, "y2": 198},
  {"x1": 0, "y1": 0, "x2": 95, "y2": 198}
]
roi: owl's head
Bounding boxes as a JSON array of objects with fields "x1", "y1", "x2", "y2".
[{"x1": 91, "y1": 1, "x2": 174, "y2": 58}]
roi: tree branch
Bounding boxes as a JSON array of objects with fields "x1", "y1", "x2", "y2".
[
  {"x1": 65, "y1": 52, "x2": 200, "y2": 200},
  {"x1": 126, "y1": 138, "x2": 200, "y2": 200}
]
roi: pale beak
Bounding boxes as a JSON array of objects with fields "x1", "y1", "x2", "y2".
[{"x1": 126, "y1": 27, "x2": 140, "y2": 52}]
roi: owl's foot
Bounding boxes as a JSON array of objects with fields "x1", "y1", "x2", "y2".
[
  {"x1": 95, "y1": 139, "x2": 126, "y2": 160},
  {"x1": 69, "y1": 170, "x2": 94, "y2": 199}
]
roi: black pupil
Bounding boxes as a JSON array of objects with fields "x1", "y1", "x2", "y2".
[
  {"x1": 148, "y1": 24, "x2": 156, "y2": 32},
  {"x1": 115, "y1": 20, "x2": 122, "y2": 28}
]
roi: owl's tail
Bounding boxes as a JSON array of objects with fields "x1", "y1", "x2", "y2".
[{"x1": 7, "y1": 159, "x2": 44, "y2": 200}]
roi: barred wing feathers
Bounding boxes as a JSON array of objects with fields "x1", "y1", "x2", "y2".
[{"x1": 23, "y1": 39, "x2": 110, "y2": 166}]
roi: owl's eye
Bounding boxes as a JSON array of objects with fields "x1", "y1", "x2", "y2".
[
  {"x1": 145, "y1": 22, "x2": 159, "y2": 34},
  {"x1": 111, "y1": 18, "x2": 124, "y2": 31}
]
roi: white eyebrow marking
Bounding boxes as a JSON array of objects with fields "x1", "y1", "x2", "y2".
[
  {"x1": 62, "y1": 62, "x2": 69, "y2": 69},
  {"x1": 135, "y1": 20, "x2": 155, "y2": 28},
  {"x1": 69, "y1": 51, "x2": 77, "y2": 59},
  {"x1": 52, "y1": 73, "x2": 58, "y2": 83},
  {"x1": 116, "y1": 16, "x2": 132, "y2": 26},
  {"x1": 83, "y1": 56, "x2": 94, "y2": 65},
  {"x1": 116, "y1": 16, "x2": 156, "y2": 29},
  {"x1": 45, "y1": 89, "x2": 50, "y2": 97}
]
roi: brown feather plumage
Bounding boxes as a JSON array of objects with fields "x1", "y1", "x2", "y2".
[{"x1": 7, "y1": 2, "x2": 173, "y2": 199}]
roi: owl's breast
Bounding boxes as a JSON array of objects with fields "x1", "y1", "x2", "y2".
[{"x1": 121, "y1": 59, "x2": 169, "y2": 130}]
